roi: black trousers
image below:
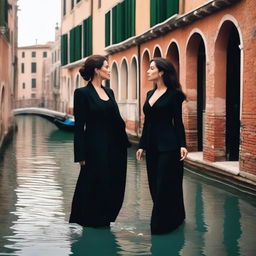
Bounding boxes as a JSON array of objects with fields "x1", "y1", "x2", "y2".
[{"x1": 146, "y1": 149, "x2": 185, "y2": 234}]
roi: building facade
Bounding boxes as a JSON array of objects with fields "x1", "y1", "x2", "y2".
[
  {"x1": 0, "y1": 0, "x2": 18, "y2": 150},
  {"x1": 17, "y1": 43, "x2": 53, "y2": 108},
  {"x1": 49, "y1": 24, "x2": 62, "y2": 111},
  {"x1": 60, "y1": 0, "x2": 256, "y2": 179}
]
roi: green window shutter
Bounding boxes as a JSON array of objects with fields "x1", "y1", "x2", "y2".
[
  {"x1": 130, "y1": 0, "x2": 135, "y2": 37},
  {"x1": 150, "y1": 0, "x2": 157, "y2": 27},
  {"x1": 124, "y1": 0, "x2": 128, "y2": 40},
  {"x1": 83, "y1": 16, "x2": 92, "y2": 57},
  {"x1": 112, "y1": 5, "x2": 117, "y2": 44},
  {"x1": 105, "y1": 11, "x2": 110, "y2": 46},
  {"x1": 61, "y1": 34, "x2": 68, "y2": 66},
  {"x1": 75, "y1": 25, "x2": 82, "y2": 61},
  {"x1": 88, "y1": 16, "x2": 92, "y2": 55},
  {"x1": 69, "y1": 28, "x2": 75, "y2": 62},
  {"x1": 158, "y1": 0, "x2": 167, "y2": 23},
  {"x1": 119, "y1": 1, "x2": 125, "y2": 42},
  {"x1": 166, "y1": 0, "x2": 179, "y2": 18}
]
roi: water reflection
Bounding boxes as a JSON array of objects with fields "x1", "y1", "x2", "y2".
[
  {"x1": 223, "y1": 197, "x2": 241, "y2": 256},
  {"x1": 71, "y1": 227, "x2": 121, "y2": 256},
  {"x1": 0, "y1": 115, "x2": 256, "y2": 255},
  {"x1": 151, "y1": 224, "x2": 185, "y2": 256}
]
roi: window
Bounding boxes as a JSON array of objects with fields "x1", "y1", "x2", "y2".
[
  {"x1": 83, "y1": 17, "x2": 92, "y2": 57},
  {"x1": 63, "y1": 0, "x2": 66, "y2": 16},
  {"x1": 70, "y1": 24, "x2": 82, "y2": 62},
  {"x1": 61, "y1": 34, "x2": 68, "y2": 65},
  {"x1": 31, "y1": 78, "x2": 36, "y2": 88},
  {"x1": 31, "y1": 62, "x2": 37, "y2": 73},
  {"x1": 22, "y1": 52, "x2": 25, "y2": 58},
  {"x1": 31, "y1": 93, "x2": 36, "y2": 98},
  {"x1": 77, "y1": 0, "x2": 81, "y2": 3},
  {"x1": 0, "y1": 0, "x2": 8, "y2": 27},
  {"x1": 43, "y1": 51, "x2": 47, "y2": 58},
  {"x1": 71, "y1": 0, "x2": 74, "y2": 9},
  {"x1": 21, "y1": 63, "x2": 25, "y2": 73},
  {"x1": 32, "y1": 51, "x2": 36, "y2": 57},
  {"x1": 150, "y1": 0, "x2": 179, "y2": 27},
  {"x1": 22, "y1": 83, "x2": 25, "y2": 89},
  {"x1": 98, "y1": 0, "x2": 101, "y2": 9},
  {"x1": 106, "y1": 0, "x2": 135, "y2": 46}
]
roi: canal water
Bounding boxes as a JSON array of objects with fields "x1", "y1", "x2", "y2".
[{"x1": 0, "y1": 115, "x2": 256, "y2": 256}]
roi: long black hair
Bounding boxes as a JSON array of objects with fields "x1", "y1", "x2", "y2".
[{"x1": 151, "y1": 57, "x2": 186, "y2": 100}]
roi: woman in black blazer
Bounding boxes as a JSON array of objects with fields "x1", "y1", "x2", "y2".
[
  {"x1": 69, "y1": 55, "x2": 130, "y2": 228},
  {"x1": 136, "y1": 57, "x2": 188, "y2": 234}
]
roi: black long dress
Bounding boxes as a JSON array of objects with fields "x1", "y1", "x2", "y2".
[
  {"x1": 139, "y1": 88, "x2": 186, "y2": 234},
  {"x1": 69, "y1": 83, "x2": 130, "y2": 227}
]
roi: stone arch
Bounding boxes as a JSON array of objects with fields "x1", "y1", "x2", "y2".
[
  {"x1": 130, "y1": 56, "x2": 138, "y2": 100},
  {"x1": 110, "y1": 61, "x2": 119, "y2": 100},
  {"x1": 120, "y1": 58, "x2": 128, "y2": 100},
  {"x1": 214, "y1": 20, "x2": 242, "y2": 161},
  {"x1": 153, "y1": 45, "x2": 162, "y2": 58},
  {"x1": 141, "y1": 50, "x2": 152, "y2": 130},
  {"x1": 186, "y1": 32, "x2": 207, "y2": 151},
  {"x1": 166, "y1": 41, "x2": 180, "y2": 78}
]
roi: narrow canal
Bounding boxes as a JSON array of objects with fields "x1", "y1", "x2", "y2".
[{"x1": 0, "y1": 116, "x2": 256, "y2": 256}]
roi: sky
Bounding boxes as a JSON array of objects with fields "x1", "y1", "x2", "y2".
[{"x1": 18, "y1": 0, "x2": 61, "y2": 46}]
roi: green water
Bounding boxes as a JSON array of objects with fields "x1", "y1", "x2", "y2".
[{"x1": 0, "y1": 116, "x2": 255, "y2": 256}]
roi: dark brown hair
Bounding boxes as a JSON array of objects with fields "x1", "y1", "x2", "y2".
[
  {"x1": 79, "y1": 55, "x2": 107, "y2": 81},
  {"x1": 151, "y1": 57, "x2": 186, "y2": 100}
]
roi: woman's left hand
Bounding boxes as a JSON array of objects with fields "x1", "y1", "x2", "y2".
[{"x1": 180, "y1": 147, "x2": 188, "y2": 161}]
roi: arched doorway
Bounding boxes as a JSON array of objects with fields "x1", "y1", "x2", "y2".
[
  {"x1": 153, "y1": 46, "x2": 162, "y2": 58},
  {"x1": 197, "y1": 40, "x2": 206, "y2": 151},
  {"x1": 130, "y1": 57, "x2": 138, "y2": 100},
  {"x1": 120, "y1": 59, "x2": 128, "y2": 101},
  {"x1": 166, "y1": 42, "x2": 180, "y2": 77},
  {"x1": 215, "y1": 21, "x2": 241, "y2": 161},
  {"x1": 226, "y1": 26, "x2": 241, "y2": 161},
  {"x1": 111, "y1": 62, "x2": 119, "y2": 99},
  {"x1": 141, "y1": 50, "x2": 151, "y2": 131},
  {"x1": 186, "y1": 33, "x2": 206, "y2": 151}
]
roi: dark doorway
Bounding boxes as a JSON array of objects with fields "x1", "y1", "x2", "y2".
[
  {"x1": 226, "y1": 27, "x2": 240, "y2": 161},
  {"x1": 197, "y1": 40, "x2": 206, "y2": 151}
]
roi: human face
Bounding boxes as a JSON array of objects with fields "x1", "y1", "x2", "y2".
[
  {"x1": 98, "y1": 60, "x2": 110, "y2": 80},
  {"x1": 147, "y1": 61, "x2": 161, "y2": 82}
]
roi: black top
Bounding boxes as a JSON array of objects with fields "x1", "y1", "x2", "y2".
[
  {"x1": 73, "y1": 82, "x2": 130, "y2": 162},
  {"x1": 139, "y1": 88, "x2": 186, "y2": 151}
]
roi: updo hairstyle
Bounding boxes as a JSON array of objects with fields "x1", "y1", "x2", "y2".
[{"x1": 79, "y1": 55, "x2": 107, "y2": 81}]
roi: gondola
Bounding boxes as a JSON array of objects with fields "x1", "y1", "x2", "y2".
[{"x1": 53, "y1": 118, "x2": 74, "y2": 132}]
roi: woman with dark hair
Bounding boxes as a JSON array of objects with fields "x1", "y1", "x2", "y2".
[
  {"x1": 69, "y1": 55, "x2": 130, "y2": 228},
  {"x1": 136, "y1": 57, "x2": 188, "y2": 234}
]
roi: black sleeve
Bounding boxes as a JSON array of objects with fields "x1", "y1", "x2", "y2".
[
  {"x1": 138, "y1": 114, "x2": 148, "y2": 150},
  {"x1": 138, "y1": 91, "x2": 151, "y2": 150},
  {"x1": 172, "y1": 92, "x2": 186, "y2": 148},
  {"x1": 73, "y1": 89, "x2": 87, "y2": 162}
]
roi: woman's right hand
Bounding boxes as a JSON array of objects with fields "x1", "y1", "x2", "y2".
[
  {"x1": 136, "y1": 149, "x2": 144, "y2": 161},
  {"x1": 79, "y1": 161, "x2": 86, "y2": 166}
]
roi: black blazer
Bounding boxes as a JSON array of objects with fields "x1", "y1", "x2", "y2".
[
  {"x1": 73, "y1": 82, "x2": 130, "y2": 162},
  {"x1": 139, "y1": 88, "x2": 186, "y2": 151}
]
